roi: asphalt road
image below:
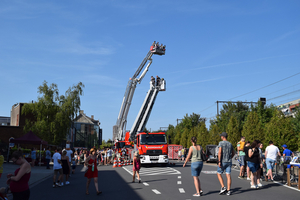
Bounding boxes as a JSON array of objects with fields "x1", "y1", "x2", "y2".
[{"x1": 29, "y1": 161, "x2": 300, "y2": 200}]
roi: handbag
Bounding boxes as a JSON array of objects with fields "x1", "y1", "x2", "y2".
[{"x1": 200, "y1": 147, "x2": 207, "y2": 161}]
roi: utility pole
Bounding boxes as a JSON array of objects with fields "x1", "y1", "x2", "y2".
[{"x1": 177, "y1": 119, "x2": 183, "y2": 125}]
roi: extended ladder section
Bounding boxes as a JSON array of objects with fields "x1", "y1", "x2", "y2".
[
  {"x1": 129, "y1": 79, "x2": 166, "y2": 141},
  {"x1": 113, "y1": 42, "x2": 166, "y2": 142}
]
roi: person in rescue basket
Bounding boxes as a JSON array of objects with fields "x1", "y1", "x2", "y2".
[
  {"x1": 132, "y1": 151, "x2": 141, "y2": 183},
  {"x1": 183, "y1": 137, "x2": 204, "y2": 197},
  {"x1": 85, "y1": 148, "x2": 102, "y2": 195}
]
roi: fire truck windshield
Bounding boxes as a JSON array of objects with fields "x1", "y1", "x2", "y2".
[
  {"x1": 140, "y1": 134, "x2": 167, "y2": 145},
  {"x1": 118, "y1": 142, "x2": 125, "y2": 148}
]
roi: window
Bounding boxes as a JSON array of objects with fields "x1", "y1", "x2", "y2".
[{"x1": 140, "y1": 134, "x2": 167, "y2": 145}]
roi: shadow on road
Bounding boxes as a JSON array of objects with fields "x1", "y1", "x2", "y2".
[{"x1": 29, "y1": 166, "x2": 144, "y2": 200}]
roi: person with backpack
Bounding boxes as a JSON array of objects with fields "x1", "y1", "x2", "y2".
[{"x1": 237, "y1": 136, "x2": 246, "y2": 179}]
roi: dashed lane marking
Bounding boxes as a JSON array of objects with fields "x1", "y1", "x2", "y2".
[
  {"x1": 177, "y1": 181, "x2": 182, "y2": 184},
  {"x1": 152, "y1": 189, "x2": 161, "y2": 194},
  {"x1": 143, "y1": 182, "x2": 149, "y2": 186},
  {"x1": 179, "y1": 188, "x2": 185, "y2": 193},
  {"x1": 178, "y1": 176, "x2": 181, "y2": 179}
]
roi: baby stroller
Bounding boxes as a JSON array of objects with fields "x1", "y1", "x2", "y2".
[
  {"x1": 0, "y1": 186, "x2": 10, "y2": 200},
  {"x1": 232, "y1": 154, "x2": 242, "y2": 170}
]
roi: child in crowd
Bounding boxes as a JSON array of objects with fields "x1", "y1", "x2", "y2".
[{"x1": 71, "y1": 157, "x2": 76, "y2": 174}]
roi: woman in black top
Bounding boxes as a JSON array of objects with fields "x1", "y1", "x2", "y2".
[
  {"x1": 248, "y1": 141, "x2": 262, "y2": 189},
  {"x1": 243, "y1": 141, "x2": 251, "y2": 180}
]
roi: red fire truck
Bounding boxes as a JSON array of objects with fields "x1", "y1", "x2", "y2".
[{"x1": 113, "y1": 42, "x2": 167, "y2": 165}]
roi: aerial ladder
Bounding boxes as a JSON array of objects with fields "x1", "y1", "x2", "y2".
[
  {"x1": 113, "y1": 42, "x2": 166, "y2": 142},
  {"x1": 129, "y1": 78, "x2": 166, "y2": 142}
]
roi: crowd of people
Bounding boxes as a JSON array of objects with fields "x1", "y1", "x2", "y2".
[
  {"x1": 181, "y1": 132, "x2": 296, "y2": 197},
  {"x1": 1, "y1": 134, "x2": 296, "y2": 199}
]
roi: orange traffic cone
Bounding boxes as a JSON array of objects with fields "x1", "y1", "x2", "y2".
[
  {"x1": 113, "y1": 159, "x2": 118, "y2": 168},
  {"x1": 118, "y1": 159, "x2": 122, "y2": 167}
]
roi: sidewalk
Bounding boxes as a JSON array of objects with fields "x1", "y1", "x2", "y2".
[{"x1": 0, "y1": 162, "x2": 53, "y2": 188}]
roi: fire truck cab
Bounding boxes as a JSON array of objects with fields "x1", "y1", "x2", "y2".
[{"x1": 136, "y1": 132, "x2": 168, "y2": 165}]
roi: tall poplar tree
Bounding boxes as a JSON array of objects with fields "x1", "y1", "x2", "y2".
[
  {"x1": 265, "y1": 109, "x2": 297, "y2": 151},
  {"x1": 226, "y1": 116, "x2": 240, "y2": 149},
  {"x1": 242, "y1": 111, "x2": 264, "y2": 143}
]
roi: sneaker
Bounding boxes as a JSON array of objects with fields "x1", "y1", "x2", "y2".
[
  {"x1": 61, "y1": 182, "x2": 64, "y2": 186},
  {"x1": 219, "y1": 187, "x2": 227, "y2": 195},
  {"x1": 250, "y1": 184, "x2": 257, "y2": 189},
  {"x1": 193, "y1": 193, "x2": 200, "y2": 197},
  {"x1": 257, "y1": 183, "x2": 263, "y2": 187},
  {"x1": 53, "y1": 184, "x2": 56, "y2": 188},
  {"x1": 226, "y1": 190, "x2": 231, "y2": 196},
  {"x1": 238, "y1": 176, "x2": 243, "y2": 179},
  {"x1": 200, "y1": 190, "x2": 203, "y2": 196},
  {"x1": 65, "y1": 181, "x2": 70, "y2": 185},
  {"x1": 56, "y1": 183, "x2": 62, "y2": 187},
  {"x1": 247, "y1": 177, "x2": 251, "y2": 180}
]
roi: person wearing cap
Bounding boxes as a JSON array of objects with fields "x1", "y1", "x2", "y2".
[
  {"x1": 265, "y1": 141, "x2": 281, "y2": 181},
  {"x1": 282, "y1": 144, "x2": 294, "y2": 160},
  {"x1": 217, "y1": 132, "x2": 235, "y2": 196}
]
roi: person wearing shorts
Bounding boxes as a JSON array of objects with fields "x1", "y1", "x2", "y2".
[
  {"x1": 217, "y1": 132, "x2": 235, "y2": 196},
  {"x1": 183, "y1": 137, "x2": 204, "y2": 197},
  {"x1": 237, "y1": 136, "x2": 246, "y2": 179},
  {"x1": 265, "y1": 141, "x2": 281, "y2": 181},
  {"x1": 248, "y1": 140, "x2": 263, "y2": 188},
  {"x1": 52, "y1": 148, "x2": 63, "y2": 187}
]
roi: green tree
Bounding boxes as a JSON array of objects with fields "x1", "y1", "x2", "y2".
[
  {"x1": 166, "y1": 124, "x2": 175, "y2": 144},
  {"x1": 180, "y1": 128, "x2": 189, "y2": 148},
  {"x1": 216, "y1": 102, "x2": 249, "y2": 133},
  {"x1": 197, "y1": 122, "x2": 209, "y2": 149},
  {"x1": 242, "y1": 111, "x2": 264, "y2": 143},
  {"x1": 22, "y1": 81, "x2": 84, "y2": 145},
  {"x1": 209, "y1": 123, "x2": 221, "y2": 145},
  {"x1": 226, "y1": 116, "x2": 240, "y2": 149},
  {"x1": 265, "y1": 109, "x2": 297, "y2": 151},
  {"x1": 187, "y1": 126, "x2": 197, "y2": 147}
]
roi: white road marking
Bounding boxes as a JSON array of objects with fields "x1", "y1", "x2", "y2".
[
  {"x1": 178, "y1": 176, "x2": 181, "y2": 179},
  {"x1": 273, "y1": 181, "x2": 300, "y2": 192},
  {"x1": 143, "y1": 182, "x2": 149, "y2": 186},
  {"x1": 152, "y1": 189, "x2": 161, "y2": 194},
  {"x1": 122, "y1": 166, "x2": 181, "y2": 176},
  {"x1": 177, "y1": 181, "x2": 182, "y2": 184},
  {"x1": 179, "y1": 188, "x2": 185, "y2": 193}
]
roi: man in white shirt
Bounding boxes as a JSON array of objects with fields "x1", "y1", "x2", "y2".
[
  {"x1": 107, "y1": 148, "x2": 112, "y2": 164},
  {"x1": 53, "y1": 147, "x2": 63, "y2": 187},
  {"x1": 265, "y1": 141, "x2": 281, "y2": 181}
]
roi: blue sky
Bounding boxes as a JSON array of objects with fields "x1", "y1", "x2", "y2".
[{"x1": 1, "y1": 0, "x2": 300, "y2": 141}]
